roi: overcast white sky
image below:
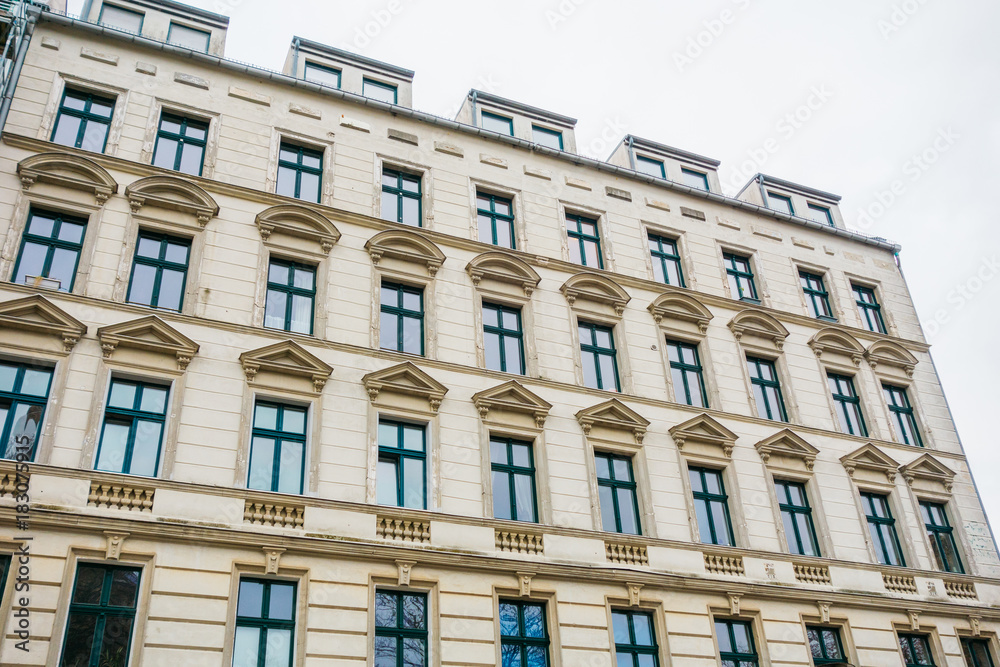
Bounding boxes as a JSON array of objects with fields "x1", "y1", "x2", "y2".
[{"x1": 68, "y1": 1, "x2": 1000, "y2": 525}]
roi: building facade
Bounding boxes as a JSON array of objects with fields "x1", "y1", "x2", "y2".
[{"x1": 0, "y1": 1, "x2": 997, "y2": 665}]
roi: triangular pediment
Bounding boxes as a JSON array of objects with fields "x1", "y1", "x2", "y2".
[
  {"x1": 576, "y1": 398, "x2": 649, "y2": 444},
  {"x1": 18, "y1": 152, "x2": 118, "y2": 204},
  {"x1": 0, "y1": 294, "x2": 87, "y2": 351},
  {"x1": 728, "y1": 310, "x2": 789, "y2": 350},
  {"x1": 125, "y1": 175, "x2": 219, "y2": 225},
  {"x1": 840, "y1": 443, "x2": 900, "y2": 483},
  {"x1": 466, "y1": 252, "x2": 541, "y2": 297},
  {"x1": 472, "y1": 380, "x2": 552, "y2": 427},
  {"x1": 365, "y1": 229, "x2": 445, "y2": 276},
  {"x1": 808, "y1": 327, "x2": 865, "y2": 365},
  {"x1": 362, "y1": 361, "x2": 448, "y2": 412},
  {"x1": 239, "y1": 340, "x2": 333, "y2": 393},
  {"x1": 866, "y1": 340, "x2": 919, "y2": 377},
  {"x1": 98, "y1": 316, "x2": 199, "y2": 370},
  {"x1": 647, "y1": 291, "x2": 713, "y2": 334},
  {"x1": 900, "y1": 453, "x2": 955, "y2": 491},
  {"x1": 754, "y1": 428, "x2": 820, "y2": 470},
  {"x1": 256, "y1": 204, "x2": 341, "y2": 254},
  {"x1": 561, "y1": 272, "x2": 631, "y2": 316},
  {"x1": 669, "y1": 413, "x2": 738, "y2": 456}
]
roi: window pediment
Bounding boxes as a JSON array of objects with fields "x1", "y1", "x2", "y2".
[
  {"x1": 728, "y1": 310, "x2": 789, "y2": 350},
  {"x1": 365, "y1": 229, "x2": 445, "y2": 276},
  {"x1": 255, "y1": 204, "x2": 341, "y2": 255},
  {"x1": 668, "y1": 413, "x2": 738, "y2": 458},
  {"x1": 125, "y1": 175, "x2": 219, "y2": 226},
  {"x1": 754, "y1": 428, "x2": 819, "y2": 471},
  {"x1": 472, "y1": 379, "x2": 551, "y2": 428},
  {"x1": 808, "y1": 327, "x2": 865, "y2": 367},
  {"x1": 362, "y1": 361, "x2": 448, "y2": 412},
  {"x1": 575, "y1": 398, "x2": 649, "y2": 444},
  {"x1": 18, "y1": 152, "x2": 118, "y2": 205},
  {"x1": 0, "y1": 294, "x2": 87, "y2": 352},
  {"x1": 899, "y1": 453, "x2": 955, "y2": 493},
  {"x1": 561, "y1": 272, "x2": 631, "y2": 316},
  {"x1": 466, "y1": 252, "x2": 541, "y2": 298},
  {"x1": 840, "y1": 443, "x2": 900, "y2": 484},
  {"x1": 239, "y1": 339, "x2": 333, "y2": 393},
  {"x1": 97, "y1": 315, "x2": 199, "y2": 371},
  {"x1": 647, "y1": 291, "x2": 713, "y2": 335},
  {"x1": 865, "y1": 340, "x2": 918, "y2": 378}
]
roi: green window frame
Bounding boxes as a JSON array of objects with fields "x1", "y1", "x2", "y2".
[
  {"x1": 666, "y1": 339, "x2": 708, "y2": 408},
  {"x1": 899, "y1": 633, "x2": 936, "y2": 667},
  {"x1": 477, "y1": 191, "x2": 516, "y2": 248},
  {"x1": 775, "y1": 479, "x2": 820, "y2": 556},
  {"x1": 363, "y1": 78, "x2": 398, "y2": 104},
  {"x1": 304, "y1": 62, "x2": 341, "y2": 88},
  {"x1": 690, "y1": 467, "x2": 735, "y2": 546},
  {"x1": 800, "y1": 271, "x2": 835, "y2": 321},
  {"x1": 747, "y1": 356, "x2": 788, "y2": 422},
  {"x1": 612, "y1": 609, "x2": 659, "y2": 666},
  {"x1": 853, "y1": 284, "x2": 886, "y2": 333},
  {"x1": 681, "y1": 167, "x2": 710, "y2": 191},
  {"x1": 636, "y1": 155, "x2": 666, "y2": 178},
  {"x1": 167, "y1": 22, "x2": 210, "y2": 52},
  {"x1": 481, "y1": 110, "x2": 514, "y2": 135},
  {"x1": 377, "y1": 420, "x2": 426, "y2": 509},
  {"x1": 98, "y1": 4, "x2": 143, "y2": 32},
  {"x1": 264, "y1": 259, "x2": 315, "y2": 335},
  {"x1": 920, "y1": 501, "x2": 964, "y2": 574},
  {"x1": 723, "y1": 253, "x2": 759, "y2": 302},
  {"x1": 95, "y1": 379, "x2": 169, "y2": 477},
  {"x1": 51, "y1": 88, "x2": 115, "y2": 152},
  {"x1": 768, "y1": 191, "x2": 794, "y2": 215},
  {"x1": 127, "y1": 232, "x2": 190, "y2": 312},
  {"x1": 861, "y1": 492, "x2": 905, "y2": 566},
  {"x1": 595, "y1": 452, "x2": 641, "y2": 535},
  {"x1": 59, "y1": 563, "x2": 141, "y2": 667},
  {"x1": 233, "y1": 578, "x2": 297, "y2": 667},
  {"x1": 648, "y1": 234, "x2": 685, "y2": 287},
  {"x1": 963, "y1": 639, "x2": 996, "y2": 667},
  {"x1": 276, "y1": 142, "x2": 323, "y2": 203},
  {"x1": 380, "y1": 282, "x2": 424, "y2": 355},
  {"x1": 884, "y1": 384, "x2": 922, "y2": 447},
  {"x1": 807, "y1": 626, "x2": 846, "y2": 665},
  {"x1": 151, "y1": 113, "x2": 208, "y2": 175},
  {"x1": 808, "y1": 203, "x2": 835, "y2": 226},
  {"x1": 374, "y1": 590, "x2": 427, "y2": 667},
  {"x1": 0, "y1": 361, "x2": 53, "y2": 462},
  {"x1": 491, "y1": 437, "x2": 537, "y2": 522},
  {"x1": 499, "y1": 600, "x2": 549, "y2": 666},
  {"x1": 381, "y1": 168, "x2": 422, "y2": 227},
  {"x1": 483, "y1": 302, "x2": 524, "y2": 375},
  {"x1": 828, "y1": 373, "x2": 867, "y2": 436},
  {"x1": 579, "y1": 321, "x2": 619, "y2": 392},
  {"x1": 565, "y1": 213, "x2": 603, "y2": 268},
  {"x1": 248, "y1": 401, "x2": 307, "y2": 495},
  {"x1": 531, "y1": 125, "x2": 563, "y2": 150},
  {"x1": 13, "y1": 208, "x2": 87, "y2": 292},
  {"x1": 715, "y1": 619, "x2": 759, "y2": 667}
]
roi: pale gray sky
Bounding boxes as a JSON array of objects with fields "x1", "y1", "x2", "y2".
[{"x1": 67, "y1": 0, "x2": 1000, "y2": 523}]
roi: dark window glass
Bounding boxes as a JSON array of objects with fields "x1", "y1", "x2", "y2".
[
  {"x1": 531, "y1": 125, "x2": 563, "y2": 150},
  {"x1": 0, "y1": 553, "x2": 9, "y2": 604},
  {"x1": 899, "y1": 633, "x2": 936, "y2": 667},
  {"x1": 276, "y1": 143, "x2": 323, "y2": 203},
  {"x1": 59, "y1": 563, "x2": 141, "y2": 667},
  {"x1": 666, "y1": 340, "x2": 707, "y2": 408},
  {"x1": 248, "y1": 401, "x2": 306, "y2": 494},
  {"x1": 723, "y1": 253, "x2": 758, "y2": 302},
  {"x1": 579, "y1": 321, "x2": 619, "y2": 392},
  {"x1": 715, "y1": 619, "x2": 759, "y2": 667},
  {"x1": 363, "y1": 78, "x2": 397, "y2": 104},
  {"x1": 381, "y1": 169, "x2": 422, "y2": 227},
  {"x1": 636, "y1": 156, "x2": 665, "y2": 179},
  {"x1": 483, "y1": 303, "x2": 524, "y2": 375},
  {"x1": 808, "y1": 204, "x2": 835, "y2": 226},
  {"x1": 481, "y1": 111, "x2": 513, "y2": 135},
  {"x1": 499, "y1": 600, "x2": 549, "y2": 667},
  {"x1": 775, "y1": 480, "x2": 820, "y2": 556},
  {"x1": 612, "y1": 610, "x2": 659, "y2": 666},
  {"x1": 963, "y1": 639, "x2": 996, "y2": 667},
  {"x1": 861, "y1": 492, "x2": 905, "y2": 566},
  {"x1": 690, "y1": 467, "x2": 735, "y2": 546},
  {"x1": 377, "y1": 420, "x2": 426, "y2": 509},
  {"x1": 380, "y1": 282, "x2": 423, "y2": 355},
  {"x1": 828, "y1": 374, "x2": 867, "y2": 436},
  {"x1": 681, "y1": 167, "x2": 710, "y2": 191},
  {"x1": 920, "y1": 501, "x2": 963, "y2": 573},
  {"x1": 884, "y1": 384, "x2": 922, "y2": 447},
  {"x1": 127, "y1": 232, "x2": 190, "y2": 311},
  {"x1": 853, "y1": 284, "x2": 886, "y2": 333},
  {"x1": 477, "y1": 192, "x2": 515, "y2": 249},
  {"x1": 595, "y1": 452, "x2": 640, "y2": 535},
  {"x1": 264, "y1": 259, "x2": 315, "y2": 335},
  {"x1": 167, "y1": 22, "x2": 210, "y2": 52},
  {"x1": 491, "y1": 437, "x2": 537, "y2": 522},
  {"x1": 747, "y1": 357, "x2": 788, "y2": 422},
  {"x1": 233, "y1": 578, "x2": 296, "y2": 667},
  {"x1": 152, "y1": 113, "x2": 208, "y2": 175},
  {"x1": 374, "y1": 591, "x2": 426, "y2": 667},
  {"x1": 0, "y1": 361, "x2": 53, "y2": 462},
  {"x1": 304, "y1": 62, "x2": 341, "y2": 88},
  {"x1": 566, "y1": 213, "x2": 603, "y2": 268},
  {"x1": 51, "y1": 88, "x2": 115, "y2": 152},
  {"x1": 95, "y1": 379, "x2": 169, "y2": 477},
  {"x1": 648, "y1": 235, "x2": 685, "y2": 287},
  {"x1": 13, "y1": 208, "x2": 87, "y2": 292},
  {"x1": 800, "y1": 271, "x2": 835, "y2": 320},
  {"x1": 807, "y1": 626, "x2": 845, "y2": 665}
]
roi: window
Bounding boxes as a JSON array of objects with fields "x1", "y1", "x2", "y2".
[
  {"x1": 477, "y1": 192, "x2": 515, "y2": 249},
  {"x1": 861, "y1": 492, "x2": 905, "y2": 566},
  {"x1": 723, "y1": 253, "x2": 758, "y2": 302},
  {"x1": 304, "y1": 62, "x2": 341, "y2": 88},
  {"x1": 808, "y1": 203, "x2": 834, "y2": 226},
  {"x1": 963, "y1": 639, "x2": 996, "y2": 667},
  {"x1": 0, "y1": 553, "x2": 8, "y2": 602},
  {"x1": 99, "y1": 4, "x2": 143, "y2": 32},
  {"x1": 0, "y1": 362, "x2": 52, "y2": 462},
  {"x1": 768, "y1": 192, "x2": 794, "y2": 215},
  {"x1": 921, "y1": 501, "x2": 963, "y2": 573},
  {"x1": 51, "y1": 88, "x2": 115, "y2": 152},
  {"x1": 13, "y1": 208, "x2": 87, "y2": 292},
  {"x1": 828, "y1": 374, "x2": 867, "y2": 436},
  {"x1": 531, "y1": 125, "x2": 563, "y2": 150},
  {"x1": 884, "y1": 384, "x2": 922, "y2": 447},
  {"x1": 807, "y1": 626, "x2": 845, "y2": 665},
  {"x1": 800, "y1": 271, "x2": 835, "y2": 320},
  {"x1": 60, "y1": 563, "x2": 141, "y2": 667},
  {"x1": 565, "y1": 213, "x2": 603, "y2": 268},
  {"x1": 666, "y1": 340, "x2": 707, "y2": 408},
  {"x1": 264, "y1": 259, "x2": 315, "y2": 335},
  {"x1": 775, "y1": 480, "x2": 820, "y2": 556},
  {"x1": 491, "y1": 437, "x2": 537, "y2": 522},
  {"x1": 481, "y1": 111, "x2": 513, "y2": 135},
  {"x1": 233, "y1": 578, "x2": 296, "y2": 667},
  {"x1": 95, "y1": 379, "x2": 168, "y2": 477},
  {"x1": 483, "y1": 303, "x2": 524, "y2": 375},
  {"x1": 716, "y1": 620, "x2": 759, "y2": 667},
  {"x1": 380, "y1": 282, "x2": 423, "y2": 355},
  {"x1": 612, "y1": 610, "x2": 659, "y2": 667},
  {"x1": 595, "y1": 452, "x2": 640, "y2": 535},
  {"x1": 152, "y1": 113, "x2": 208, "y2": 175},
  {"x1": 381, "y1": 169, "x2": 422, "y2": 227},
  {"x1": 375, "y1": 590, "x2": 427, "y2": 667},
  {"x1": 499, "y1": 600, "x2": 549, "y2": 667},
  {"x1": 636, "y1": 155, "x2": 665, "y2": 179},
  {"x1": 127, "y1": 233, "x2": 189, "y2": 311},
  {"x1": 690, "y1": 467, "x2": 734, "y2": 546},
  {"x1": 363, "y1": 78, "x2": 398, "y2": 104},
  {"x1": 648, "y1": 234, "x2": 685, "y2": 287},
  {"x1": 377, "y1": 420, "x2": 426, "y2": 509},
  {"x1": 248, "y1": 401, "x2": 306, "y2": 494},
  {"x1": 579, "y1": 322, "x2": 619, "y2": 392},
  {"x1": 853, "y1": 284, "x2": 886, "y2": 334},
  {"x1": 681, "y1": 167, "x2": 710, "y2": 191},
  {"x1": 167, "y1": 22, "x2": 210, "y2": 52},
  {"x1": 276, "y1": 143, "x2": 322, "y2": 203},
  {"x1": 899, "y1": 634, "x2": 935, "y2": 667},
  {"x1": 747, "y1": 357, "x2": 788, "y2": 422}
]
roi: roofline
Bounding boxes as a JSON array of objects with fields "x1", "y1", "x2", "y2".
[
  {"x1": 624, "y1": 134, "x2": 722, "y2": 169},
  {"x1": 468, "y1": 89, "x2": 577, "y2": 127},
  {"x1": 293, "y1": 36, "x2": 414, "y2": 79},
  {"x1": 37, "y1": 12, "x2": 900, "y2": 255},
  {"x1": 114, "y1": 0, "x2": 230, "y2": 25},
  {"x1": 754, "y1": 173, "x2": 843, "y2": 203}
]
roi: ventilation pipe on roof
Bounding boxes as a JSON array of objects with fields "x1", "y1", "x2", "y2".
[
  {"x1": 470, "y1": 90, "x2": 478, "y2": 127},
  {"x1": 626, "y1": 135, "x2": 636, "y2": 171},
  {"x1": 757, "y1": 174, "x2": 770, "y2": 209},
  {"x1": 291, "y1": 36, "x2": 300, "y2": 78}
]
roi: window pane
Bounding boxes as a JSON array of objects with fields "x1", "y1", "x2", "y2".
[
  {"x1": 299, "y1": 171, "x2": 320, "y2": 202},
  {"x1": 277, "y1": 440, "x2": 303, "y2": 494},
  {"x1": 81, "y1": 120, "x2": 109, "y2": 152},
  {"x1": 377, "y1": 458, "x2": 398, "y2": 505},
  {"x1": 264, "y1": 290, "x2": 288, "y2": 329},
  {"x1": 128, "y1": 419, "x2": 162, "y2": 476},
  {"x1": 402, "y1": 315, "x2": 421, "y2": 354},
  {"x1": 157, "y1": 268, "x2": 185, "y2": 310},
  {"x1": 402, "y1": 456, "x2": 424, "y2": 508},
  {"x1": 232, "y1": 626, "x2": 261, "y2": 667},
  {"x1": 514, "y1": 473, "x2": 535, "y2": 521},
  {"x1": 583, "y1": 240, "x2": 600, "y2": 267},
  {"x1": 711, "y1": 501, "x2": 732, "y2": 545},
  {"x1": 264, "y1": 629, "x2": 292, "y2": 667},
  {"x1": 168, "y1": 23, "x2": 210, "y2": 52},
  {"x1": 276, "y1": 166, "x2": 296, "y2": 197},
  {"x1": 694, "y1": 501, "x2": 713, "y2": 543},
  {"x1": 504, "y1": 335, "x2": 523, "y2": 375},
  {"x1": 152, "y1": 137, "x2": 178, "y2": 169},
  {"x1": 632, "y1": 613, "x2": 653, "y2": 645},
  {"x1": 402, "y1": 290, "x2": 421, "y2": 311},
  {"x1": 21, "y1": 369, "x2": 52, "y2": 397},
  {"x1": 139, "y1": 386, "x2": 167, "y2": 414},
  {"x1": 493, "y1": 470, "x2": 511, "y2": 520},
  {"x1": 290, "y1": 295, "x2": 312, "y2": 334},
  {"x1": 13, "y1": 242, "x2": 47, "y2": 285},
  {"x1": 179, "y1": 143, "x2": 204, "y2": 175},
  {"x1": 268, "y1": 583, "x2": 295, "y2": 621},
  {"x1": 108, "y1": 568, "x2": 140, "y2": 607},
  {"x1": 305, "y1": 64, "x2": 341, "y2": 87},
  {"x1": 403, "y1": 595, "x2": 425, "y2": 628},
  {"x1": 374, "y1": 636, "x2": 397, "y2": 667},
  {"x1": 795, "y1": 514, "x2": 817, "y2": 555},
  {"x1": 598, "y1": 355, "x2": 617, "y2": 391},
  {"x1": 96, "y1": 422, "x2": 130, "y2": 472},
  {"x1": 599, "y1": 485, "x2": 617, "y2": 532},
  {"x1": 402, "y1": 637, "x2": 425, "y2": 667},
  {"x1": 375, "y1": 592, "x2": 396, "y2": 627},
  {"x1": 381, "y1": 191, "x2": 398, "y2": 222},
  {"x1": 62, "y1": 613, "x2": 98, "y2": 666},
  {"x1": 612, "y1": 612, "x2": 631, "y2": 644},
  {"x1": 101, "y1": 5, "x2": 143, "y2": 31},
  {"x1": 237, "y1": 580, "x2": 264, "y2": 617},
  {"x1": 49, "y1": 247, "x2": 80, "y2": 290},
  {"x1": 582, "y1": 352, "x2": 599, "y2": 389},
  {"x1": 617, "y1": 488, "x2": 638, "y2": 534},
  {"x1": 485, "y1": 332, "x2": 502, "y2": 370},
  {"x1": 248, "y1": 437, "x2": 275, "y2": 490},
  {"x1": 73, "y1": 565, "x2": 106, "y2": 604},
  {"x1": 495, "y1": 219, "x2": 513, "y2": 248},
  {"x1": 401, "y1": 197, "x2": 420, "y2": 226}
]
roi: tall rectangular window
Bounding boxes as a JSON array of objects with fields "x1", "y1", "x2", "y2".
[
  {"x1": 491, "y1": 437, "x2": 537, "y2": 522},
  {"x1": 0, "y1": 362, "x2": 52, "y2": 462},
  {"x1": 884, "y1": 384, "x2": 922, "y2": 447},
  {"x1": 681, "y1": 167, "x2": 710, "y2": 191},
  {"x1": 899, "y1": 634, "x2": 935, "y2": 667},
  {"x1": 775, "y1": 480, "x2": 820, "y2": 556},
  {"x1": 531, "y1": 125, "x2": 563, "y2": 150},
  {"x1": 304, "y1": 62, "x2": 341, "y2": 88},
  {"x1": 477, "y1": 192, "x2": 515, "y2": 249},
  {"x1": 666, "y1": 340, "x2": 707, "y2": 408},
  {"x1": 861, "y1": 492, "x2": 905, "y2": 566},
  {"x1": 595, "y1": 452, "x2": 640, "y2": 535},
  {"x1": 500, "y1": 600, "x2": 549, "y2": 667},
  {"x1": 363, "y1": 78, "x2": 398, "y2": 104},
  {"x1": 381, "y1": 169, "x2": 422, "y2": 227},
  {"x1": 715, "y1": 620, "x2": 759, "y2": 667},
  {"x1": 828, "y1": 374, "x2": 867, "y2": 436},
  {"x1": 481, "y1": 111, "x2": 513, "y2": 135},
  {"x1": 747, "y1": 357, "x2": 787, "y2": 422},
  {"x1": 579, "y1": 322, "x2": 619, "y2": 392},
  {"x1": 51, "y1": 88, "x2": 115, "y2": 152},
  {"x1": 99, "y1": 4, "x2": 143, "y2": 32},
  {"x1": 375, "y1": 591, "x2": 426, "y2": 667},
  {"x1": 807, "y1": 626, "x2": 846, "y2": 665},
  {"x1": 853, "y1": 284, "x2": 886, "y2": 333},
  {"x1": 690, "y1": 467, "x2": 734, "y2": 546},
  {"x1": 14, "y1": 208, "x2": 87, "y2": 292},
  {"x1": 565, "y1": 213, "x2": 603, "y2": 268},
  {"x1": 276, "y1": 143, "x2": 322, "y2": 203},
  {"x1": 483, "y1": 303, "x2": 524, "y2": 375},
  {"x1": 248, "y1": 401, "x2": 306, "y2": 495},
  {"x1": 921, "y1": 501, "x2": 963, "y2": 573},
  {"x1": 612, "y1": 610, "x2": 659, "y2": 667},
  {"x1": 264, "y1": 259, "x2": 315, "y2": 335},
  {"x1": 723, "y1": 253, "x2": 758, "y2": 302},
  {"x1": 800, "y1": 271, "x2": 835, "y2": 320},
  {"x1": 648, "y1": 234, "x2": 685, "y2": 287},
  {"x1": 377, "y1": 420, "x2": 426, "y2": 509},
  {"x1": 963, "y1": 639, "x2": 996, "y2": 667},
  {"x1": 0, "y1": 553, "x2": 9, "y2": 603},
  {"x1": 767, "y1": 192, "x2": 794, "y2": 215},
  {"x1": 167, "y1": 22, "x2": 210, "y2": 52},
  {"x1": 60, "y1": 563, "x2": 141, "y2": 667},
  {"x1": 152, "y1": 113, "x2": 208, "y2": 175},
  {"x1": 636, "y1": 155, "x2": 665, "y2": 178},
  {"x1": 380, "y1": 282, "x2": 423, "y2": 355},
  {"x1": 233, "y1": 578, "x2": 296, "y2": 667},
  {"x1": 95, "y1": 379, "x2": 168, "y2": 477},
  {"x1": 127, "y1": 233, "x2": 189, "y2": 311},
  {"x1": 808, "y1": 203, "x2": 834, "y2": 226}
]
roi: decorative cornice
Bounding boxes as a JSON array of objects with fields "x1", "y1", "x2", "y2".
[
  {"x1": 97, "y1": 315, "x2": 199, "y2": 370},
  {"x1": 238, "y1": 339, "x2": 333, "y2": 392},
  {"x1": 362, "y1": 361, "x2": 448, "y2": 412},
  {"x1": 754, "y1": 429, "x2": 820, "y2": 471},
  {"x1": 255, "y1": 204, "x2": 340, "y2": 254},
  {"x1": 575, "y1": 398, "x2": 650, "y2": 444},
  {"x1": 840, "y1": 443, "x2": 901, "y2": 484},
  {"x1": 17, "y1": 151, "x2": 118, "y2": 204},
  {"x1": 466, "y1": 251, "x2": 541, "y2": 297},
  {"x1": 124, "y1": 175, "x2": 219, "y2": 225},
  {"x1": 471, "y1": 379, "x2": 551, "y2": 428},
  {"x1": 669, "y1": 413, "x2": 739, "y2": 458},
  {"x1": 0, "y1": 293, "x2": 87, "y2": 352},
  {"x1": 647, "y1": 291, "x2": 713, "y2": 335},
  {"x1": 365, "y1": 229, "x2": 445, "y2": 276}
]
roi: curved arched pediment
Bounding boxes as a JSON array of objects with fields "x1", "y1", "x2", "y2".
[
  {"x1": 125, "y1": 175, "x2": 219, "y2": 226},
  {"x1": 466, "y1": 252, "x2": 541, "y2": 297},
  {"x1": 18, "y1": 152, "x2": 118, "y2": 204},
  {"x1": 256, "y1": 204, "x2": 341, "y2": 255},
  {"x1": 808, "y1": 327, "x2": 865, "y2": 366},
  {"x1": 560, "y1": 272, "x2": 631, "y2": 316},
  {"x1": 365, "y1": 229, "x2": 446, "y2": 276},
  {"x1": 865, "y1": 339, "x2": 919, "y2": 377},
  {"x1": 728, "y1": 310, "x2": 790, "y2": 350},
  {"x1": 647, "y1": 291, "x2": 714, "y2": 335}
]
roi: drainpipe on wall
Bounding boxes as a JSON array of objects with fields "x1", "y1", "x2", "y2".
[
  {"x1": 291, "y1": 36, "x2": 300, "y2": 78},
  {"x1": 757, "y1": 174, "x2": 769, "y2": 208},
  {"x1": 0, "y1": 3, "x2": 41, "y2": 135},
  {"x1": 626, "y1": 135, "x2": 636, "y2": 171},
  {"x1": 470, "y1": 90, "x2": 478, "y2": 127}
]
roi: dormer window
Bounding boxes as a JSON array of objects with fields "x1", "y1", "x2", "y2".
[
  {"x1": 681, "y1": 167, "x2": 709, "y2": 191},
  {"x1": 304, "y1": 62, "x2": 341, "y2": 88},
  {"x1": 767, "y1": 192, "x2": 794, "y2": 215},
  {"x1": 531, "y1": 125, "x2": 562, "y2": 150},
  {"x1": 363, "y1": 78, "x2": 397, "y2": 104},
  {"x1": 167, "y1": 22, "x2": 210, "y2": 52},
  {"x1": 99, "y1": 4, "x2": 143, "y2": 33},
  {"x1": 636, "y1": 155, "x2": 665, "y2": 179},
  {"x1": 481, "y1": 111, "x2": 513, "y2": 136},
  {"x1": 807, "y1": 203, "x2": 834, "y2": 226}
]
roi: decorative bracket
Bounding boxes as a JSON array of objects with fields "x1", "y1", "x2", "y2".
[
  {"x1": 104, "y1": 531, "x2": 129, "y2": 560},
  {"x1": 817, "y1": 601, "x2": 832, "y2": 624},
  {"x1": 396, "y1": 560, "x2": 416, "y2": 587},
  {"x1": 627, "y1": 582, "x2": 644, "y2": 607},
  {"x1": 727, "y1": 592, "x2": 742, "y2": 616},
  {"x1": 970, "y1": 615, "x2": 982, "y2": 637},
  {"x1": 517, "y1": 571, "x2": 535, "y2": 597},
  {"x1": 263, "y1": 547, "x2": 285, "y2": 575},
  {"x1": 907, "y1": 609, "x2": 921, "y2": 631}
]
